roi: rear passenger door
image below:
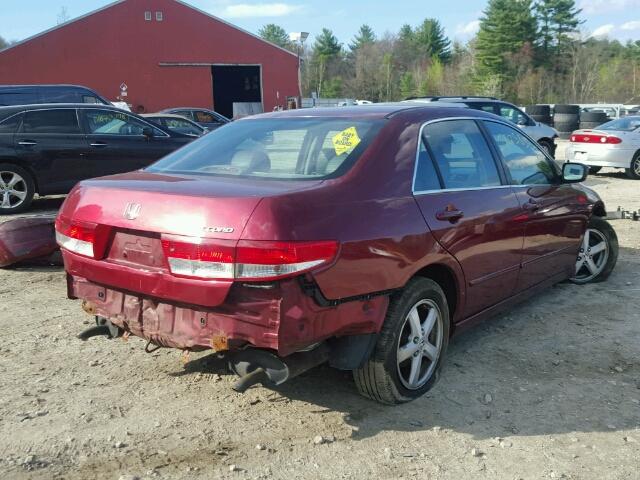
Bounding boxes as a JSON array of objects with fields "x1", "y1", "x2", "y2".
[
  {"x1": 482, "y1": 120, "x2": 586, "y2": 291},
  {"x1": 13, "y1": 108, "x2": 89, "y2": 194},
  {"x1": 413, "y1": 119, "x2": 525, "y2": 317}
]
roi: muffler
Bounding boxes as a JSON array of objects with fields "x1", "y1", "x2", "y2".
[
  {"x1": 77, "y1": 316, "x2": 122, "y2": 341},
  {"x1": 229, "y1": 343, "x2": 330, "y2": 393}
]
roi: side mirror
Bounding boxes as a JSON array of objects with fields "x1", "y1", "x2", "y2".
[
  {"x1": 562, "y1": 162, "x2": 588, "y2": 183},
  {"x1": 142, "y1": 126, "x2": 154, "y2": 138}
]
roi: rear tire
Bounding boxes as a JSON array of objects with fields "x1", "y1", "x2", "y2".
[
  {"x1": 538, "y1": 139, "x2": 554, "y2": 157},
  {"x1": 570, "y1": 217, "x2": 618, "y2": 284},
  {"x1": 625, "y1": 153, "x2": 640, "y2": 180},
  {"x1": 353, "y1": 278, "x2": 450, "y2": 405},
  {"x1": 0, "y1": 163, "x2": 35, "y2": 215}
]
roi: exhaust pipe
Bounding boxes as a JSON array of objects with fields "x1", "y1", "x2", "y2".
[
  {"x1": 77, "y1": 316, "x2": 122, "y2": 341},
  {"x1": 229, "y1": 343, "x2": 330, "y2": 393}
]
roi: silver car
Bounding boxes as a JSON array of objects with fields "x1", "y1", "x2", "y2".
[{"x1": 565, "y1": 116, "x2": 640, "y2": 179}]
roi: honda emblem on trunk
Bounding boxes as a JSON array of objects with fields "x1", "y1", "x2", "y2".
[{"x1": 123, "y1": 202, "x2": 141, "y2": 220}]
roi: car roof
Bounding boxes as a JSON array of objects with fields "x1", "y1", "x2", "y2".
[
  {"x1": 0, "y1": 84, "x2": 98, "y2": 90},
  {"x1": 0, "y1": 103, "x2": 126, "y2": 114},
  {"x1": 248, "y1": 103, "x2": 496, "y2": 121},
  {"x1": 142, "y1": 113, "x2": 192, "y2": 119}
]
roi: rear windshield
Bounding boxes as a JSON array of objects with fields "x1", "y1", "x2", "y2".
[
  {"x1": 146, "y1": 118, "x2": 384, "y2": 180},
  {"x1": 597, "y1": 117, "x2": 640, "y2": 132}
]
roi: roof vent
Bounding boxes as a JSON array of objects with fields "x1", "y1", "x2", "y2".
[{"x1": 144, "y1": 11, "x2": 151, "y2": 21}]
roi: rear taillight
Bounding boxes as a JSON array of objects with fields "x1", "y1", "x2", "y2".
[
  {"x1": 570, "y1": 133, "x2": 622, "y2": 144},
  {"x1": 55, "y1": 217, "x2": 97, "y2": 258},
  {"x1": 161, "y1": 236, "x2": 338, "y2": 281},
  {"x1": 161, "y1": 238, "x2": 235, "y2": 279}
]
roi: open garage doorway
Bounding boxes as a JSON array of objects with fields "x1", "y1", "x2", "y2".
[{"x1": 211, "y1": 65, "x2": 262, "y2": 119}]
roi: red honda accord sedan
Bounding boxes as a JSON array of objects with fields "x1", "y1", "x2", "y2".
[{"x1": 56, "y1": 105, "x2": 618, "y2": 404}]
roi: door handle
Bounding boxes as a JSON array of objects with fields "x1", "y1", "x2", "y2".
[
  {"x1": 522, "y1": 200, "x2": 541, "y2": 211},
  {"x1": 90, "y1": 142, "x2": 108, "y2": 148},
  {"x1": 18, "y1": 140, "x2": 37, "y2": 146},
  {"x1": 436, "y1": 207, "x2": 464, "y2": 222}
]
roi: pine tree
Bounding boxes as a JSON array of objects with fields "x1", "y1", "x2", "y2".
[
  {"x1": 535, "y1": 0, "x2": 582, "y2": 59},
  {"x1": 415, "y1": 19, "x2": 452, "y2": 63},
  {"x1": 312, "y1": 29, "x2": 342, "y2": 96},
  {"x1": 0, "y1": 36, "x2": 8, "y2": 50},
  {"x1": 258, "y1": 24, "x2": 292, "y2": 49},
  {"x1": 400, "y1": 72, "x2": 416, "y2": 99},
  {"x1": 349, "y1": 24, "x2": 376, "y2": 51},
  {"x1": 475, "y1": 0, "x2": 538, "y2": 79}
]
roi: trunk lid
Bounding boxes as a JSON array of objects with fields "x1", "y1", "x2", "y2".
[{"x1": 59, "y1": 171, "x2": 323, "y2": 307}]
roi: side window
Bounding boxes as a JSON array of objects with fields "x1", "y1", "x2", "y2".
[
  {"x1": 194, "y1": 111, "x2": 216, "y2": 123},
  {"x1": 414, "y1": 139, "x2": 442, "y2": 192},
  {"x1": 423, "y1": 120, "x2": 501, "y2": 189},
  {"x1": 85, "y1": 110, "x2": 160, "y2": 136},
  {"x1": 484, "y1": 121, "x2": 556, "y2": 185},
  {"x1": 476, "y1": 103, "x2": 497, "y2": 115},
  {"x1": 82, "y1": 95, "x2": 100, "y2": 104},
  {"x1": 174, "y1": 110, "x2": 194, "y2": 120},
  {"x1": 0, "y1": 92, "x2": 38, "y2": 106},
  {"x1": 44, "y1": 90, "x2": 82, "y2": 103},
  {"x1": 0, "y1": 114, "x2": 22, "y2": 134},
  {"x1": 21, "y1": 109, "x2": 80, "y2": 134},
  {"x1": 498, "y1": 104, "x2": 528, "y2": 125}
]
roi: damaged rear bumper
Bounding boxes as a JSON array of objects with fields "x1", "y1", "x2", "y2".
[{"x1": 67, "y1": 274, "x2": 389, "y2": 357}]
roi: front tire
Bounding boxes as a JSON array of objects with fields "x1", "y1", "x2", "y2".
[
  {"x1": 570, "y1": 217, "x2": 618, "y2": 284},
  {"x1": 538, "y1": 139, "x2": 554, "y2": 158},
  {"x1": 353, "y1": 278, "x2": 450, "y2": 405},
  {"x1": 625, "y1": 153, "x2": 640, "y2": 180},
  {"x1": 0, "y1": 163, "x2": 35, "y2": 214}
]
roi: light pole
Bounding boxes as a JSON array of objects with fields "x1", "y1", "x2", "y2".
[{"x1": 289, "y1": 31, "x2": 309, "y2": 109}]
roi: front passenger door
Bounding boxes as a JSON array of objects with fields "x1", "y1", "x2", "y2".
[
  {"x1": 413, "y1": 119, "x2": 525, "y2": 318},
  {"x1": 483, "y1": 120, "x2": 587, "y2": 291}
]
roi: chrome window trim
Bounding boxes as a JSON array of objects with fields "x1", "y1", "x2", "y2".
[{"x1": 412, "y1": 116, "x2": 556, "y2": 196}]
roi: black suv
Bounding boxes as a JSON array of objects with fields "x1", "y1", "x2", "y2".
[
  {"x1": 0, "y1": 85, "x2": 110, "y2": 107},
  {"x1": 405, "y1": 96, "x2": 558, "y2": 156},
  {"x1": 0, "y1": 104, "x2": 195, "y2": 213}
]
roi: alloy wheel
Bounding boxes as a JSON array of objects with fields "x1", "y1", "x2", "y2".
[
  {"x1": 633, "y1": 157, "x2": 640, "y2": 176},
  {"x1": 396, "y1": 299, "x2": 443, "y2": 390},
  {"x1": 574, "y1": 228, "x2": 609, "y2": 282},
  {"x1": 0, "y1": 171, "x2": 28, "y2": 210}
]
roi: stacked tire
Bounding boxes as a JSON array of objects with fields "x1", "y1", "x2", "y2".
[
  {"x1": 525, "y1": 105, "x2": 552, "y2": 126},
  {"x1": 579, "y1": 111, "x2": 609, "y2": 130},
  {"x1": 553, "y1": 105, "x2": 580, "y2": 139}
]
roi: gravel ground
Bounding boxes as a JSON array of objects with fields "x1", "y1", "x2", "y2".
[{"x1": 1, "y1": 158, "x2": 639, "y2": 479}]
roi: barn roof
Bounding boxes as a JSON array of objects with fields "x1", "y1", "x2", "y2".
[{"x1": 0, "y1": 0, "x2": 298, "y2": 58}]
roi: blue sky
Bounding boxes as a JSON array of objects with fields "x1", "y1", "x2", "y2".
[{"x1": 2, "y1": 0, "x2": 640, "y2": 46}]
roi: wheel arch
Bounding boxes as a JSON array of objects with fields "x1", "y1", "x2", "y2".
[
  {"x1": 592, "y1": 200, "x2": 606, "y2": 218},
  {"x1": 411, "y1": 263, "x2": 460, "y2": 328},
  {"x1": 0, "y1": 158, "x2": 40, "y2": 194}
]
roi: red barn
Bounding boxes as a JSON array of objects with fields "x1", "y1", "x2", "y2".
[{"x1": 0, "y1": 0, "x2": 300, "y2": 117}]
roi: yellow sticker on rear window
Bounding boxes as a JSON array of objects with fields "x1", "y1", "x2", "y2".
[{"x1": 332, "y1": 127, "x2": 361, "y2": 156}]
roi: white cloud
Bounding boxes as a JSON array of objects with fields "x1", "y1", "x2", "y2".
[
  {"x1": 221, "y1": 3, "x2": 302, "y2": 18},
  {"x1": 579, "y1": 0, "x2": 640, "y2": 14},
  {"x1": 621, "y1": 20, "x2": 640, "y2": 30},
  {"x1": 455, "y1": 20, "x2": 480, "y2": 36},
  {"x1": 590, "y1": 24, "x2": 615, "y2": 38}
]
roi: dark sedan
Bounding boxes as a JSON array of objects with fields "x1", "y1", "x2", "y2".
[
  {"x1": 160, "y1": 107, "x2": 230, "y2": 130},
  {"x1": 0, "y1": 104, "x2": 195, "y2": 213}
]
